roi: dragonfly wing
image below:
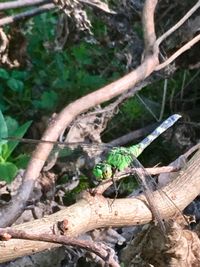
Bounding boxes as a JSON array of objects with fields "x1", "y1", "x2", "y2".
[
  {"x1": 44, "y1": 143, "x2": 107, "y2": 174},
  {"x1": 129, "y1": 156, "x2": 166, "y2": 232}
]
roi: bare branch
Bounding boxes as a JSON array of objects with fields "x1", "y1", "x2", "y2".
[
  {"x1": 156, "y1": 0, "x2": 200, "y2": 47},
  {"x1": 0, "y1": 3, "x2": 55, "y2": 26},
  {"x1": 0, "y1": 0, "x2": 49, "y2": 11},
  {"x1": 0, "y1": 0, "x2": 115, "y2": 26},
  {"x1": 0, "y1": 28, "x2": 8, "y2": 53},
  {"x1": 0, "y1": 228, "x2": 119, "y2": 267},
  {"x1": 108, "y1": 122, "x2": 159, "y2": 147},
  {"x1": 142, "y1": 0, "x2": 158, "y2": 54},
  {"x1": 156, "y1": 34, "x2": 200, "y2": 71},
  {"x1": 96, "y1": 165, "x2": 181, "y2": 194}
]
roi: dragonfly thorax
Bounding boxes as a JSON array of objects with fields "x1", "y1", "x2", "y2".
[{"x1": 106, "y1": 147, "x2": 133, "y2": 171}]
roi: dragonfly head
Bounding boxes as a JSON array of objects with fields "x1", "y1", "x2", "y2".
[{"x1": 92, "y1": 163, "x2": 113, "y2": 180}]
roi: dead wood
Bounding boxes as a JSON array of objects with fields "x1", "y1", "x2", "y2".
[
  {"x1": 120, "y1": 222, "x2": 200, "y2": 267},
  {"x1": 0, "y1": 148, "x2": 200, "y2": 263}
]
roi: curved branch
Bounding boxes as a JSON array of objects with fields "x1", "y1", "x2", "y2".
[{"x1": 0, "y1": 32, "x2": 160, "y2": 226}]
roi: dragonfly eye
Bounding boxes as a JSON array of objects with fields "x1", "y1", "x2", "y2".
[{"x1": 102, "y1": 164, "x2": 112, "y2": 179}]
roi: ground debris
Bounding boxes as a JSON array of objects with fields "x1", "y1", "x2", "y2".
[{"x1": 120, "y1": 221, "x2": 200, "y2": 267}]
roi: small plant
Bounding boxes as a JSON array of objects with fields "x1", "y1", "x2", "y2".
[{"x1": 0, "y1": 110, "x2": 32, "y2": 183}]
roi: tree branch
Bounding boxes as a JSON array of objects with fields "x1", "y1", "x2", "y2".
[
  {"x1": 0, "y1": 228, "x2": 119, "y2": 267},
  {"x1": 0, "y1": 0, "x2": 49, "y2": 10},
  {"x1": 0, "y1": 0, "x2": 115, "y2": 26},
  {"x1": 156, "y1": 0, "x2": 200, "y2": 47},
  {"x1": 156, "y1": 34, "x2": 200, "y2": 71},
  {"x1": 0, "y1": 148, "x2": 200, "y2": 263},
  {"x1": 142, "y1": 0, "x2": 158, "y2": 55},
  {"x1": 0, "y1": 3, "x2": 55, "y2": 26}
]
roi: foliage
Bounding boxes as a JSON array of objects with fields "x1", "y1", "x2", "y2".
[
  {"x1": 0, "y1": 12, "x2": 126, "y2": 185},
  {"x1": 0, "y1": 12, "x2": 126, "y2": 122},
  {"x1": 0, "y1": 110, "x2": 31, "y2": 182}
]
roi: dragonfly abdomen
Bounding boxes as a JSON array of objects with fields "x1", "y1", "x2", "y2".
[{"x1": 129, "y1": 114, "x2": 181, "y2": 156}]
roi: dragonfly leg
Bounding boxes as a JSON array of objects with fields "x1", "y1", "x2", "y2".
[{"x1": 111, "y1": 168, "x2": 119, "y2": 195}]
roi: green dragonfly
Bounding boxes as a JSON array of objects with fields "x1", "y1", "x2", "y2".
[
  {"x1": 93, "y1": 114, "x2": 181, "y2": 179},
  {"x1": 4, "y1": 114, "x2": 182, "y2": 231},
  {"x1": 92, "y1": 114, "x2": 181, "y2": 231}
]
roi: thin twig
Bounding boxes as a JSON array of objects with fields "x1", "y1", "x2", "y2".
[
  {"x1": 136, "y1": 93, "x2": 158, "y2": 121},
  {"x1": 180, "y1": 70, "x2": 187, "y2": 100},
  {"x1": 0, "y1": 3, "x2": 55, "y2": 26},
  {"x1": 96, "y1": 165, "x2": 180, "y2": 194},
  {"x1": 159, "y1": 79, "x2": 168, "y2": 121},
  {"x1": 156, "y1": 34, "x2": 200, "y2": 71},
  {"x1": 0, "y1": 0, "x2": 49, "y2": 11},
  {"x1": 0, "y1": 28, "x2": 8, "y2": 53},
  {"x1": 108, "y1": 122, "x2": 159, "y2": 147},
  {"x1": 79, "y1": 0, "x2": 116, "y2": 14},
  {"x1": 156, "y1": 0, "x2": 200, "y2": 47}
]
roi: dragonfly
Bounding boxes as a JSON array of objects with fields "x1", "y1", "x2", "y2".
[
  {"x1": 92, "y1": 114, "x2": 182, "y2": 231},
  {"x1": 3, "y1": 114, "x2": 182, "y2": 231}
]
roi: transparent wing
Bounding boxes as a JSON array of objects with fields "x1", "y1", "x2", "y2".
[
  {"x1": 127, "y1": 155, "x2": 186, "y2": 232},
  {"x1": 4, "y1": 137, "x2": 109, "y2": 172},
  {"x1": 128, "y1": 156, "x2": 166, "y2": 232},
  {"x1": 4, "y1": 137, "x2": 112, "y2": 150},
  {"x1": 4, "y1": 137, "x2": 112, "y2": 158}
]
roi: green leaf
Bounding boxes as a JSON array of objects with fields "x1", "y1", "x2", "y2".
[
  {"x1": 14, "y1": 153, "x2": 30, "y2": 169},
  {"x1": 0, "y1": 143, "x2": 8, "y2": 162},
  {"x1": 33, "y1": 91, "x2": 58, "y2": 110},
  {"x1": 7, "y1": 78, "x2": 24, "y2": 92},
  {"x1": 5, "y1": 116, "x2": 19, "y2": 136},
  {"x1": 0, "y1": 110, "x2": 8, "y2": 139},
  {"x1": 11, "y1": 70, "x2": 28, "y2": 80},
  {"x1": 3, "y1": 120, "x2": 32, "y2": 160},
  {"x1": 0, "y1": 68, "x2": 9, "y2": 79},
  {"x1": 0, "y1": 162, "x2": 18, "y2": 183}
]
